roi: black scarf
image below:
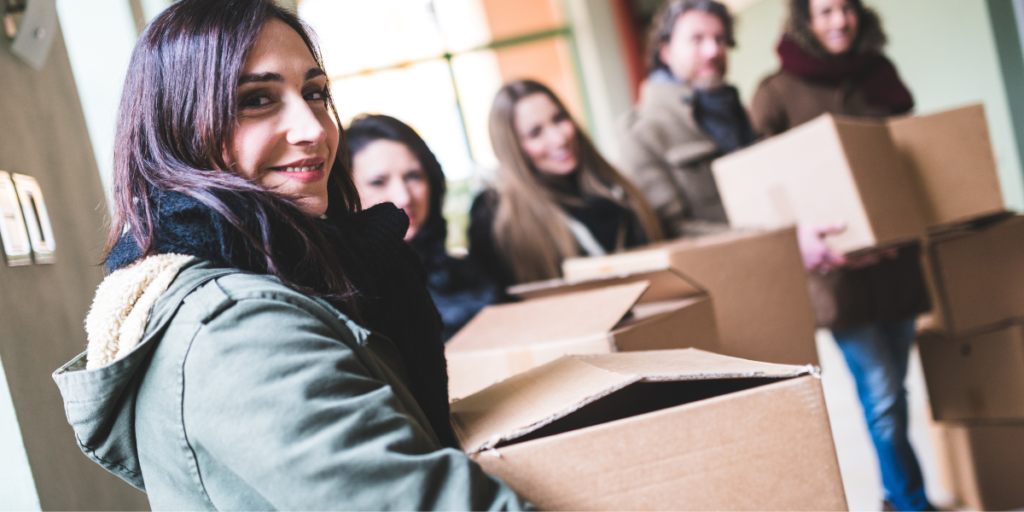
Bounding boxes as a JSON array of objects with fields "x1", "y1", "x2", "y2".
[
  {"x1": 692, "y1": 85, "x2": 755, "y2": 154},
  {"x1": 107, "y1": 190, "x2": 457, "y2": 449}
]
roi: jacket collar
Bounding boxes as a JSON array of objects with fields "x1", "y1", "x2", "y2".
[{"x1": 638, "y1": 78, "x2": 701, "y2": 135}]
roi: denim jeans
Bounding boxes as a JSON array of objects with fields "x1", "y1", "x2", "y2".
[{"x1": 832, "y1": 318, "x2": 930, "y2": 511}]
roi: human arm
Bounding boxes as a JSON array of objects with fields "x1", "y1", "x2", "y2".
[{"x1": 182, "y1": 282, "x2": 530, "y2": 510}]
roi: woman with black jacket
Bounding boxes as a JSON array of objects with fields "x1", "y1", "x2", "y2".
[
  {"x1": 347, "y1": 114, "x2": 502, "y2": 340},
  {"x1": 468, "y1": 80, "x2": 663, "y2": 288}
]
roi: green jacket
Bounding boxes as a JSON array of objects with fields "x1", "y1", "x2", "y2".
[{"x1": 53, "y1": 257, "x2": 529, "y2": 511}]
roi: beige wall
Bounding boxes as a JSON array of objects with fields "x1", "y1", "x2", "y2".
[
  {"x1": 0, "y1": 19, "x2": 149, "y2": 512},
  {"x1": 727, "y1": 0, "x2": 1024, "y2": 210}
]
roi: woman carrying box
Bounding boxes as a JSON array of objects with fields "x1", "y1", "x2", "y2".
[
  {"x1": 52, "y1": 0, "x2": 531, "y2": 508},
  {"x1": 750, "y1": 1, "x2": 933, "y2": 510},
  {"x1": 468, "y1": 80, "x2": 663, "y2": 287}
]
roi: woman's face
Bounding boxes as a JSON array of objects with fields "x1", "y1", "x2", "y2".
[
  {"x1": 351, "y1": 140, "x2": 431, "y2": 240},
  {"x1": 809, "y1": 0, "x2": 859, "y2": 55},
  {"x1": 513, "y1": 92, "x2": 578, "y2": 176},
  {"x1": 230, "y1": 19, "x2": 338, "y2": 217}
]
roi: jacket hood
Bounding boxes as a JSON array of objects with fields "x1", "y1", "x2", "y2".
[
  {"x1": 52, "y1": 255, "x2": 204, "y2": 490},
  {"x1": 784, "y1": 4, "x2": 886, "y2": 59}
]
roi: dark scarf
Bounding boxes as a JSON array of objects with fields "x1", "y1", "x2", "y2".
[
  {"x1": 778, "y1": 35, "x2": 914, "y2": 113},
  {"x1": 107, "y1": 190, "x2": 458, "y2": 449},
  {"x1": 692, "y1": 86, "x2": 755, "y2": 154}
]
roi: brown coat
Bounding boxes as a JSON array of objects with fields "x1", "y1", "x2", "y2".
[
  {"x1": 748, "y1": 24, "x2": 930, "y2": 330},
  {"x1": 617, "y1": 79, "x2": 729, "y2": 239}
]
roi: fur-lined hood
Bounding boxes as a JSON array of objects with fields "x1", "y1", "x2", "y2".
[
  {"x1": 85, "y1": 254, "x2": 195, "y2": 369},
  {"x1": 784, "y1": 3, "x2": 887, "y2": 58}
]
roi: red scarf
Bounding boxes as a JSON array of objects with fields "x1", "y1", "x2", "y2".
[{"x1": 777, "y1": 35, "x2": 914, "y2": 113}]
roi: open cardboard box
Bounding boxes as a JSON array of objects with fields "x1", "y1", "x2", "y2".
[
  {"x1": 926, "y1": 215, "x2": 1024, "y2": 336},
  {"x1": 712, "y1": 104, "x2": 1004, "y2": 254},
  {"x1": 446, "y1": 279, "x2": 720, "y2": 399},
  {"x1": 930, "y1": 421, "x2": 1024, "y2": 511},
  {"x1": 918, "y1": 323, "x2": 1024, "y2": 421},
  {"x1": 450, "y1": 349, "x2": 847, "y2": 511},
  {"x1": 563, "y1": 227, "x2": 819, "y2": 366}
]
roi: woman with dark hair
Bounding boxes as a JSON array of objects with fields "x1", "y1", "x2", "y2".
[
  {"x1": 346, "y1": 114, "x2": 502, "y2": 340},
  {"x1": 51, "y1": 0, "x2": 528, "y2": 509},
  {"x1": 751, "y1": 1, "x2": 933, "y2": 511},
  {"x1": 469, "y1": 80, "x2": 663, "y2": 287}
]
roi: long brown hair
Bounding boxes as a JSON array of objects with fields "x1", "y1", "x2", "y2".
[
  {"x1": 107, "y1": 0, "x2": 362, "y2": 315},
  {"x1": 488, "y1": 80, "x2": 663, "y2": 283}
]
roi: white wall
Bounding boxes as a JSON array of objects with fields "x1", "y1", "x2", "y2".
[
  {"x1": 728, "y1": 0, "x2": 1024, "y2": 210},
  {"x1": 564, "y1": 0, "x2": 635, "y2": 163},
  {"x1": 0, "y1": 357, "x2": 40, "y2": 511}
]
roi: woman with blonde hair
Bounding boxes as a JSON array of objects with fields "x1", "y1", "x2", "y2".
[{"x1": 469, "y1": 80, "x2": 662, "y2": 287}]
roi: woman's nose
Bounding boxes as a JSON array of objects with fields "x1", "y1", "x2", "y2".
[
  {"x1": 284, "y1": 99, "x2": 327, "y2": 147},
  {"x1": 389, "y1": 182, "x2": 410, "y2": 208}
]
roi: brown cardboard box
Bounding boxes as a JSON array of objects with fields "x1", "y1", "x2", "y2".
[
  {"x1": 450, "y1": 349, "x2": 847, "y2": 511},
  {"x1": 712, "y1": 114, "x2": 925, "y2": 254},
  {"x1": 563, "y1": 228, "x2": 819, "y2": 366},
  {"x1": 927, "y1": 215, "x2": 1024, "y2": 336},
  {"x1": 446, "y1": 280, "x2": 720, "y2": 399},
  {"x1": 930, "y1": 422, "x2": 1024, "y2": 511},
  {"x1": 712, "y1": 105, "x2": 1003, "y2": 254},
  {"x1": 888, "y1": 105, "x2": 1004, "y2": 226},
  {"x1": 918, "y1": 324, "x2": 1024, "y2": 421}
]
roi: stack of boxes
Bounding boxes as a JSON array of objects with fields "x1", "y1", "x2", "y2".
[
  {"x1": 443, "y1": 104, "x2": 1014, "y2": 509},
  {"x1": 711, "y1": 103, "x2": 1017, "y2": 510},
  {"x1": 919, "y1": 215, "x2": 1024, "y2": 511}
]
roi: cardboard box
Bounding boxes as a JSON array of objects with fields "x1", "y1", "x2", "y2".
[
  {"x1": 918, "y1": 324, "x2": 1024, "y2": 421},
  {"x1": 446, "y1": 280, "x2": 720, "y2": 399},
  {"x1": 712, "y1": 105, "x2": 1003, "y2": 254},
  {"x1": 888, "y1": 104, "x2": 1004, "y2": 226},
  {"x1": 927, "y1": 215, "x2": 1024, "y2": 336},
  {"x1": 450, "y1": 349, "x2": 847, "y2": 511},
  {"x1": 930, "y1": 422, "x2": 1024, "y2": 511},
  {"x1": 563, "y1": 228, "x2": 819, "y2": 366}
]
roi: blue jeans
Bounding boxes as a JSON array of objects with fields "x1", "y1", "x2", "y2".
[{"x1": 832, "y1": 319, "x2": 930, "y2": 511}]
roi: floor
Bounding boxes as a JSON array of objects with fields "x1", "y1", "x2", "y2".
[{"x1": 815, "y1": 329, "x2": 956, "y2": 511}]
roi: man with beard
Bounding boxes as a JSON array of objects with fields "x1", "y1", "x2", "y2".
[{"x1": 618, "y1": 0, "x2": 753, "y2": 239}]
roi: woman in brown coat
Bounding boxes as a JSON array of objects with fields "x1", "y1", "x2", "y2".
[{"x1": 750, "y1": 1, "x2": 934, "y2": 511}]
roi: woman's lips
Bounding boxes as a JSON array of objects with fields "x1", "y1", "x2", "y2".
[{"x1": 268, "y1": 161, "x2": 326, "y2": 183}]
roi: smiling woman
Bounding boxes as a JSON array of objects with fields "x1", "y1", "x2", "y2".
[
  {"x1": 468, "y1": 79, "x2": 663, "y2": 286},
  {"x1": 50, "y1": 0, "x2": 531, "y2": 509},
  {"x1": 232, "y1": 24, "x2": 337, "y2": 216}
]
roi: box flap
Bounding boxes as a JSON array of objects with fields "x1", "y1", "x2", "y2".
[
  {"x1": 450, "y1": 348, "x2": 815, "y2": 453},
  {"x1": 577, "y1": 348, "x2": 813, "y2": 380},
  {"x1": 507, "y1": 267, "x2": 703, "y2": 303},
  {"x1": 446, "y1": 281, "x2": 650, "y2": 351}
]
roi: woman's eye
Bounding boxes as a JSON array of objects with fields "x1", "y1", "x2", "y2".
[
  {"x1": 241, "y1": 94, "x2": 272, "y2": 109},
  {"x1": 369, "y1": 178, "x2": 386, "y2": 187},
  {"x1": 305, "y1": 86, "x2": 327, "y2": 102},
  {"x1": 406, "y1": 171, "x2": 426, "y2": 182}
]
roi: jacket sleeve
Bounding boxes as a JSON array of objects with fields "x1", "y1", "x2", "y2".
[
  {"x1": 181, "y1": 287, "x2": 531, "y2": 511},
  {"x1": 750, "y1": 76, "x2": 789, "y2": 138},
  {"x1": 616, "y1": 114, "x2": 691, "y2": 238}
]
